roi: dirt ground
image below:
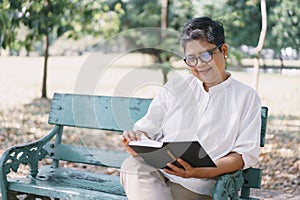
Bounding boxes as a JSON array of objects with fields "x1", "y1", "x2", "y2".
[{"x1": 0, "y1": 55, "x2": 299, "y2": 199}]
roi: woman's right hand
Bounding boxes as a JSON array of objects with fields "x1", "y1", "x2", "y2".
[{"x1": 121, "y1": 130, "x2": 145, "y2": 157}]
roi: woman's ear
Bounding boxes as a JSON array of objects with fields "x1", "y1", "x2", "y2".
[{"x1": 222, "y1": 43, "x2": 229, "y2": 59}]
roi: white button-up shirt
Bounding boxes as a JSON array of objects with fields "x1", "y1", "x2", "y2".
[{"x1": 133, "y1": 74, "x2": 261, "y2": 195}]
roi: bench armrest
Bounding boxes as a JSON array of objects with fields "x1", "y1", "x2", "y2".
[
  {"x1": 0, "y1": 125, "x2": 60, "y2": 182},
  {"x1": 0, "y1": 126, "x2": 60, "y2": 199},
  {"x1": 212, "y1": 170, "x2": 244, "y2": 200}
]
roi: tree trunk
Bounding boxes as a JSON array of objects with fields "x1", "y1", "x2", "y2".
[
  {"x1": 163, "y1": 69, "x2": 168, "y2": 84},
  {"x1": 161, "y1": 0, "x2": 169, "y2": 84},
  {"x1": 253, "y1": 56, "x2": 260, "y2": 91},
  {"x1": 161, "y1": 0, "x2": 169, "y2": 39},
  {"x1": 279, "y1": 55, "x2": 284, "y2": 72},
  {"x1": 253, "y1": 0, "x2": 267, "y2": 90},
  {"x1": 41, "y1": 34, "x2": 49, "y2": 98}
]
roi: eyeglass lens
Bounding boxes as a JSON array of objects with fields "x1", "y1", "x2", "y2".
[{"x1": 184, "y1": 45, "x2": 221, "y2": 67}]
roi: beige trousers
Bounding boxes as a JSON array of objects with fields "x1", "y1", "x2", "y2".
[{"x1": 120, "y1": 156, "x2": 212, "y2": 200}]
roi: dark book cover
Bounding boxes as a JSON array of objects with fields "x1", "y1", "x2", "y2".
[{"x1": 129, "y1": 141, "x2": 216, "y2": 169}]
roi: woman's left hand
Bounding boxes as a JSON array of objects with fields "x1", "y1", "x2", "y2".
[
  {"x1": 163, "y1": 158, "x2": 204, "y2": 178},
  {"x1": 163, "y1": 152, "x2": 245, "y2": 179}
]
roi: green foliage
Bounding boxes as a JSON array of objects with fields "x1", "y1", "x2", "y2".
[
  {"x1": 2, "y1": 0, "x2": 300, "y2": 58},
  {"x1": 107, "y1": 0, "x2": 195, "y2": 63},
  {"x1": 0, "y1": 0, "x2": 124, "y2": 97},
  {"x1": 0, "y1": 0, "x2": 123, "y2": 51},
  {"x1": 201, "y1": 0, "x2": 300, "y2": 57},
  {"x1": 0, "y1": 0, "x2": 15, "y2": 49},
  {"x1": 227, "y1": 47, "x2": 245, "y2": 66},
  {"x1": 118, "y1": 0, "x2": 161, "y2": 28},
  {"x1": 266, "y1": 0, "x2": 300, "y2": 53},
  {"x1": 201, "y1": 0, "x2": 261, "y2": 47}
]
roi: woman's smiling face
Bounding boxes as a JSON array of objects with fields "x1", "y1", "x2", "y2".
[{"x1": 184, "y1": 40, "x2": 228, "y2": 90}]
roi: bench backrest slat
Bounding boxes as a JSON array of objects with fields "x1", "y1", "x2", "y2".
[
  {"x1": 48, "y1": 93, "x2": 152, "y2": 131},
  {"x1": 45, "y1": 143, "x2": 129, "y2": 168},
  {"x1": 260, "y1": 106, "x2": 268, "y2": 147}
]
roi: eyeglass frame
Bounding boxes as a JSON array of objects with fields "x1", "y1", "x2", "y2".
[{"x1": 183, "y1": 43, "x2": 223, "y2": 67}]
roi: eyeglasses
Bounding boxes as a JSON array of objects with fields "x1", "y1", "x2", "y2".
[{"x1": 183, "y1": 44, "x2": 223, "y2": 67}]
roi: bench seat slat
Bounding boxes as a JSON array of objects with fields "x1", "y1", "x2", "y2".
[
  {"x1": 45, "y1": 143, "x2": 129, "y2": 168},
  {"x1": 8, "y1": 166, "x2": 127, "y2": 199},
  {"x1": 48, "y1": 93, "x2": 152, "y2": 131}
]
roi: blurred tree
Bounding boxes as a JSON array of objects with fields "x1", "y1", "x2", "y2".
[
  {"x1": 267, "y1": 0, "x2": 300, "y2": 57},
  {"x1": 0, "y1": 0, "x2": 18, "y2": 55},
  {"x1": 202, "y1": 0, "x2": 300, "y2": 58},
  {"x1": 0, "y1": 0, "x2": 123, "y2": 98},
  {"x1": 107, "y1": 0, "x2": 195, "y2": 83},
  {"x1": 201, "y1": 0, "x2": 262, "y2": 47}
]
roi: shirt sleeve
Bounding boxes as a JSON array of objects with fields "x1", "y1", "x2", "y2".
[
  {"x1": 133, "y1": 85, "x2": 170, "y2": 140},
  {"x1": 232, "y1": 95, "x2": 262, "y2": 169}
]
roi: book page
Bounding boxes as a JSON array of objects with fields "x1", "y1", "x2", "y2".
[{"x1": 129, "y1": 138, "x2": 163, "y2": 148}]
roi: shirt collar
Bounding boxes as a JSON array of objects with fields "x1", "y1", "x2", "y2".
[
  {"x1": 209, "y1": 73, "x2": 232, "y2": 93},
  {"x1": 195, "y1": 73, "x2": 233, "y2": 94}
]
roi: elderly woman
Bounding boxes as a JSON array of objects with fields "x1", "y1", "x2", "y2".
[{"x1": 120, "y1": 16, "x2": 261, "y2": 200}]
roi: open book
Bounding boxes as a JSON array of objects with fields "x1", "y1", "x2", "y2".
[{"x1": 129, "y1": 139, "x2": 216, "y2": 169}]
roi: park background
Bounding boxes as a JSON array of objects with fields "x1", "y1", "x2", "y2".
[{"x1": 0, "y1": 0, "x2": 299, "y2": 199}]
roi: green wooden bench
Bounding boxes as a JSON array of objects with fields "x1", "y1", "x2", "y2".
[{"x1": 0, "y1": 93, "x2": 268, "y2": 200}]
